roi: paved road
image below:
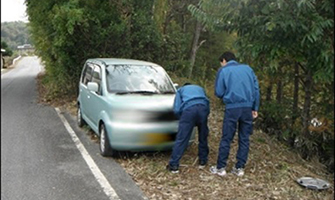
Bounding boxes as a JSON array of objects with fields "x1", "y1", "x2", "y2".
[{"x1": 1, "y1": 56, "x2": 147, "y2": 200}]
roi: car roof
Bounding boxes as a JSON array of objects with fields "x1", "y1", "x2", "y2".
[{"x1": 86, "y1": 58, "x2": 160, "y2": 67}]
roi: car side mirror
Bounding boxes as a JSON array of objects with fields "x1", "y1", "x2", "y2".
[{"x1": 87, "y1": 82, "x2": 99, "y2": 93}]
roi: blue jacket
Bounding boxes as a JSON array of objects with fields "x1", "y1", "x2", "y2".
[
  {"x1": 214, "y1": 60, "x2": 260, "y2": 111},
  {"x1": 173, "y1": 84, "x2": 209, "y2": 117}
]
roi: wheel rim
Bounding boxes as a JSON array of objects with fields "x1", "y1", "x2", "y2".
[{"x1": 100, "y1": 126, "x2": 105, "y2": 153}]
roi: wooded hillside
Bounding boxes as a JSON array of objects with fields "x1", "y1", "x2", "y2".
[{"x1": 1, "y1": 21, "x2": 31, "y2": 49}]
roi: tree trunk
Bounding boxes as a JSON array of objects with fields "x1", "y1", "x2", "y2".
[
  {"x1": 266, "y1": 80, "x2": 273, "y2": 101},
  {"x1": 163, "y1": 13, "x2": 172, "y2": 35},
  {"x1": 181, "y1": 13, "x2": 186, "y2": 33},
  {"x1": 292, "y1": 62, "x2": 299, "y2": 119},
  {"x1": 302, "y1": 69, "x2": 313, "y2": 136},
  {"x1": 276, "y1": 79, "x2": 283, "y2": 104},
  {"x1": 276, "y1": 67, "x2": 283, "y2": 104},
  {"x1": 289, "y1": 62, "x2": 300, "y2": 147},
  {"x1": 188, "y1": 20, "x2": 202, "y2": 78}
]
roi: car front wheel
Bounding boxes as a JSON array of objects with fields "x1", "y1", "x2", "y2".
[{"x1": 99, "y1": 123, "x2": 114, "y2": 157}]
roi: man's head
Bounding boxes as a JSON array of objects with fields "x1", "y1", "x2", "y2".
[
  {"x1": 218, "y1": 51, "x2": 236, "y2": 66},
  {"x1": 183, "y1": 83, "x2": 192, "y2": 86}
]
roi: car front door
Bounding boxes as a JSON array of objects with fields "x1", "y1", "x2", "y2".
[
  {"x1": 85, "y1": 64, "x2": 104, "y2": 130},
  {"x1": 79, "y1": 63, "x2": 95, "y2": 125}
]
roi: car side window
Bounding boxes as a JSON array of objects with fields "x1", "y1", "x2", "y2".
[
  {"x1": 82, "y1": 63, "x2": 94, "y2": 86},
  {"x1": 91, "y1": 65, "x2": 102, "y2": 95}
]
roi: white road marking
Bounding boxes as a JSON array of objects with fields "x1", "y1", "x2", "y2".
[{"x1": 55, "y1": 108, "x2": 120, "y2": 200}]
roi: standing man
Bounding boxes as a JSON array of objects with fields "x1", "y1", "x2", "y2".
[
  {"x1": 167, "y1": 83, "x2": 210, "y2": 174},
  {"x1": 210, "y1": 51, "x2": 260, "y2": 177}
]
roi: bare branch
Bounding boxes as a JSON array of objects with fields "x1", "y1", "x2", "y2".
[{"x1": 196, "y1": 40, "x2": 206, "y2": 51}]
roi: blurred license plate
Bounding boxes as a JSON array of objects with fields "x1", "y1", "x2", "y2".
[{"x1": 143, "y1": 133, "x2": 175, "y2": 145}]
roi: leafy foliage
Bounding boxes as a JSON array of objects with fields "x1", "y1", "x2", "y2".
[
  {"x1": 26, "y1": 0, "x2": 162, "y2": 97},
  {"x1": 1, "y1": 41, "x2": 13, "y2": 56},
  {"x1": 26, "y1": 0, "x2": 232, "y2": 97}
]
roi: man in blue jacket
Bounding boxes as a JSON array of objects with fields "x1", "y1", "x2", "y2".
[
  {"x1": 167, "y1": 83, "x2": 210, "y2": 173},
  {"x1": 210, "y1": 51, "x2": 260, "y2": 177}
]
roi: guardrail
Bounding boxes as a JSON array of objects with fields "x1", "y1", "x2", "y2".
[{"x1": 12, "y1": 55, "x2": 22, "y2": 65}]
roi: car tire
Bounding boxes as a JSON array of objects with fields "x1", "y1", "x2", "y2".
[
  {"x1": 77, "y1": 106, "x2": 86, "y2": 127},
  {"x1": 99, "y1": 123, "x2": 114, "y2": 157}
]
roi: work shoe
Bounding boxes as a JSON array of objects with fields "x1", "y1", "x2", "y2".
[
  {"x1": 166, "y1": 164, "x2": 179, "y2": 174},
  {"x1": 209, "y1": 166, "x2": 227, "y2": 176},
  {"x1": 198, "y1": 160, "x2": 207, "y2": 169},
  {"x1": 231, "y1": 167, "x2": 245, "y2": 176}
]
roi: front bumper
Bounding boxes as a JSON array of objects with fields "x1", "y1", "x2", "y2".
[{"x1": 105, "y1": 120, "x2": 195, "y2": 151}]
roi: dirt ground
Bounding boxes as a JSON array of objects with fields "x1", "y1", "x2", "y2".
[{"x1": 37, "y1": 73, "x2": 334, "y2": 200}]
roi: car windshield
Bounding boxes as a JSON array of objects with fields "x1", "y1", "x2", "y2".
[{"x1": 106, "y1": 65, "x2": 176, "y2": 94}]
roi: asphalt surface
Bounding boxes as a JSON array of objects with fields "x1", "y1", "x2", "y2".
[{"x1": 1, "y1": 56, "x2": 147, "y2": 200}]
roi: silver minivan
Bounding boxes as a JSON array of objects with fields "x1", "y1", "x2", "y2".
[{"x1": 77, "y1": 58, "x2": 195, "y2": 156}]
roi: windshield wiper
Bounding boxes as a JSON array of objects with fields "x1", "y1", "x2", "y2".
[
  {"x1": 160, "y1": 91, "x2": 175, "y2": 94},
  {"x1": 115, "y1": 91, "x2": 159, "y2": 95}
]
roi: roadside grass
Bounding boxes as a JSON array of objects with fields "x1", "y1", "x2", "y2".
[
  {"x1": 113, "y1": 110, "x2": 334, "y2": 200},
  {"x1": 37, "y1": 72, "x2": 334, "y2": 200}
]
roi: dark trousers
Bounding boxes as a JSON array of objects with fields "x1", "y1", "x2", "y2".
[
  {"x1": 217, "y1": 107, "x2": 253, "y2": 169},
  {"x1": 169, "y1": 104, "x2": 210, "y2": 168}
]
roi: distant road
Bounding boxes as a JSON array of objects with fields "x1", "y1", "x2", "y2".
[{"x1": 1, "y1": 56, "x2": 147, "y2": 200}]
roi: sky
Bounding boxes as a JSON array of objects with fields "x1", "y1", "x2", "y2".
[{"x1": 1, "y1": 0, "x2": 29, "y2": 23}]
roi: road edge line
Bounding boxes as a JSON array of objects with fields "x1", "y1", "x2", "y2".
[{"x1": 55, "y1": 107, "x2": 120, "y2": 200}]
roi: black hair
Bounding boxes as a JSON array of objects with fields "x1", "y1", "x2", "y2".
[
  {"x1": 183, "y1": 83, "x2": 191, "y2": 86},
  {"x1": 218, "y1": 51, "x2": 236, "y2": 62}
]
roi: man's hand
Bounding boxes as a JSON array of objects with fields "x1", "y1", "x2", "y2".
[{"x1": 252, "y1": 111, "x2": 258, "y2": 119}]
